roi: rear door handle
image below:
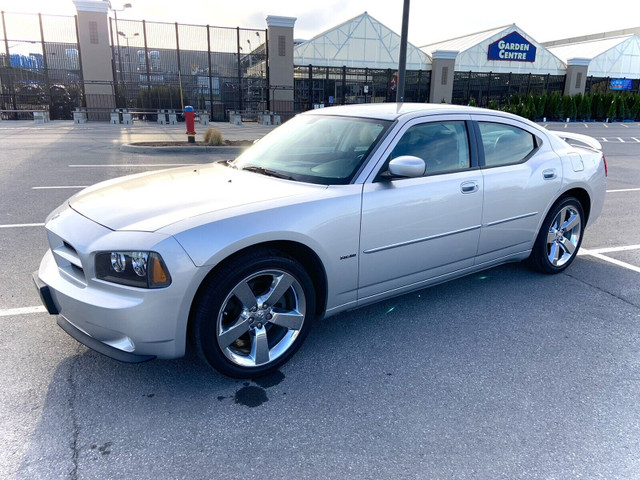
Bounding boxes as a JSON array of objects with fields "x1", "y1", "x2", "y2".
[
  {"x1": 460, "y1": 181, "x2": 479, "y2": 194},
  {"x1": 543, "y1": 169, "x2": 557, "y2": 180}
]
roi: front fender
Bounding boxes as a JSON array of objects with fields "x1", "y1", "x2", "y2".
[{"x1": 168, "y1": 187, "x2": 363, "y2": 311}]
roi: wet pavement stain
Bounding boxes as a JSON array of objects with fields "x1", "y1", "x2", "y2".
[
  {"x1": 253, "y1": 370, "x2": 285, "y2": 389},
  {"x1": 234, "y1": 386, "x2": 268, "y2": 408}
]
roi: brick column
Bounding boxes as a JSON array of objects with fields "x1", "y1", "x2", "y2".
[
  {"x1": 73, "y1": 0, "x2": 116, "y2": 120},
  {"x1": 564, "y1": 58, "x2": 590, "y2": 96},
  {"x1": 429, "y1": 50, "x2": 458, "y2": 104},
  {"x1": 266, "y1": 15, "x2": 296, "y2": 117}
]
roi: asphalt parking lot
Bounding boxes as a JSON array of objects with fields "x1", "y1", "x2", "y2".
[{"x1": 1, "y1": 119, "x2": 639, "y2": 479}]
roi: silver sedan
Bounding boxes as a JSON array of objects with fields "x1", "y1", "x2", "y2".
[{"x1": 34, "y1": 104, "x2": 607, "y2": 377}]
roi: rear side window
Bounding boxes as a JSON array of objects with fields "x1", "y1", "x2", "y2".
[
  {"x1": 388, "y1": 121, "x2": 470, "y2": 176},
  {"x1": 478, "y1": 122, "x2": 536, "y2": 167}
]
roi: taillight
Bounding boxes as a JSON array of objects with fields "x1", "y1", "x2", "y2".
[{"x1": 602, "y1": 154, "x2": 608, "y2": 177}]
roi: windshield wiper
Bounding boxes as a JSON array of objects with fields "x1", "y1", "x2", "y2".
[{"x1": 241, "y1": 166, "x2": 295, "y2": 180}]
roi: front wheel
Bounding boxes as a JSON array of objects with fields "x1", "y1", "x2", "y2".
[
  {"x1": 529, "y1": 196, "x2": 585, "y2": 274},
  {"x1": 191, "y1": 249, "x2": 316, "y2": 378}
]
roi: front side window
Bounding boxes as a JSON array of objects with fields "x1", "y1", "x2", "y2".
[
  {"x1": 233, "y1": 115, "x2": 390, "y2": 185},
  {"x1": 388, "y1": 121, "x2": 470, "y2": 176},
  {"x1": 478, "y1": 122, "x2": 536, "y2": 167}
]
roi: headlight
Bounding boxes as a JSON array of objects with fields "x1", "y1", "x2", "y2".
[{"x1": 95, "y1": 251, "x2": 171, "y2": 288}]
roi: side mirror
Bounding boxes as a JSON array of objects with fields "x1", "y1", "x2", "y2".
[{"x1": 386, "y1": 155, "x2": 426, "y2": 179}]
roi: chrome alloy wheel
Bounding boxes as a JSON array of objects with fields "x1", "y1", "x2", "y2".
[
  {"x1": 546, "y1": 206, "x2": 582, "y2": 267},
  {"x1": 216, "y1": 269, "x2": 307, "y2": 368}
]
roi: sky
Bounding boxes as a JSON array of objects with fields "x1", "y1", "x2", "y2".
[{"x1": 2, "y1": 0, "x2": 639, "y2": 47}]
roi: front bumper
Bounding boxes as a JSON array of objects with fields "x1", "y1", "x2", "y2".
[{"x1": 34, "y1": 207, "x2": 204, "y2": 362}]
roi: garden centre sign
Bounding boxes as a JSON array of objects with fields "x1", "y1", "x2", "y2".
[{"x1": 488, "y1": 32, "x2": 537, "y2": 62}]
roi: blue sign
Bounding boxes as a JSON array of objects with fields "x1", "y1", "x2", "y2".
[
  {"x1": 610, "y1": 78, "x2": 633, "y2": 91},
  {"x1": 488, "y1": 31, "x2": 536, "y2": 62}
]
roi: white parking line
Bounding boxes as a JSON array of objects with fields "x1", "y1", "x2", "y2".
[
  {"x1": 607, "y1": 188, "x2": 640, "y2": 193},
  {"x1": 579, "y1": 249, "x2": 640, "y2": 274},
  {"x1": 0, "y1": 306, "x2": 46, "y2": 317},
  {"x1": 32, "y1": 186, "x2": 87, "y2": 190},
  {"x1": 583, "y1": 124, "x2": 589, "y2": 128},
  {"x1": 0, "y1": 223, "x2": 44, "y2": 228},
  {"x1": 632, "y1": 137, "x2": 640, "y2": 143},
  {"x1": 618, "y1": 137, "x2": 625, "y2": 143},
  {"x1": 69, "y1": 164, "x2": 196, "y2": 168},
  {"x1": 583, "y1": 244, "x2": 640, "y2": 255},
  {"x1": 621, "y1": 124, "x2": 630, "y2": 128},
  {"x1": 603, "y1": 123, "x2": 609, "y2": 128},
  {"x1": 601, "y1": 137, "x2": 608, "y2": 142}
]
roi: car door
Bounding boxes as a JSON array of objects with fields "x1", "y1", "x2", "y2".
[
  {"x1": 471, "y1": 116, "x2": 562, "y2": 264},
  {"x1": 358, "y1": 116, "x2": 483, "y2": 304}
]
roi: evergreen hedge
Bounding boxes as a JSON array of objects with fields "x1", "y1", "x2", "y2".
[{"x1": 470, "y1": 91, "x2": 640, "y2": 122}]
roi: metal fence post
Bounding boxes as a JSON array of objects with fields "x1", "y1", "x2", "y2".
[
  {"x1": 265, "y1": 28, "x2": 270, "y2": 112},
  {"x1": 307, "y1": 64, "x2": 312, "y2": 110},
  {"x1": 206, "y1": 25, "x2": 213, "y2": 117},
  {"x1": 341, "y1": 65, "x2": 346, "y2": 105},
  {"x1": 142, "y1": 20, "x2": 151, "y2": 105},
  {"x1": 236, "y1": 26, "x2": 243, "y2": 111},
  {"x1": 487, "y1": 71, "x2": 492, "y2": 107},
  {"x1": 38, "y1": 13, "x2": 52, "y2": 112},
  {"x1": 108, "y1": 17, "x2": 120, "y2": 107},
  {"x1": 74, "y1": 15, "x2": 87, "y2": 107},
  {"x1": 175, "y1": 22, "x2": 181, "y2": 79},
  {"x1": 1, "y1": 11, "x2": 9, "y2": 66},
  {"x1": 365, "y1": 67, "x2": 369, "y2": 103},
  {"x1": 545, "y1": 73, "x2": 550, "y2": 95}
]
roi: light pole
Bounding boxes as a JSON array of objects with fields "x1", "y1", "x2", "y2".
[
  {"x1": 108, "y1": 2, "x2": 132, "y2": 85},
  {"x1": 118, "y1": 31, "x2": 138, "y2": 84}
]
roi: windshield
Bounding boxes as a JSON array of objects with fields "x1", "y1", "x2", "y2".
[{"x1": 232, "y1": 114, "x2": 391, "y2": 185}]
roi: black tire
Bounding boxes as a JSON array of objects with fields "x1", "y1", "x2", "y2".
[
  {"x1": 191, "y1": 248, "x2": 316, "y2": 378},
  {"x1": 529, "y1": 196, "x2": 585, "y2": 274}
]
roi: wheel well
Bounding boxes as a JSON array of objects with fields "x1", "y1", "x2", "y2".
[
  {"x1": 562, "y1": 188, "x2": 591, "y2": 224},
  {"x1": 188, "y1": 240, "x2": 328, "y2": 332}
]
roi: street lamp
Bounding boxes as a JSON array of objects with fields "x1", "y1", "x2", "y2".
[
  {"x1": 118, "y1": 31, "x2": 139, "y2": 83},
  {"x1": 108, "y1": 2, "x2": 132, "y2": 83}
]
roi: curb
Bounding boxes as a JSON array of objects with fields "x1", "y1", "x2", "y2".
[{"x1": 121, "y1": 144, "x2": 248, "y2": 154}]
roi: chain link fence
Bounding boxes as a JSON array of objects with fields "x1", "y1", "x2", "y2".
[
  {"x1": 110, "y1": 18, "x2": 267, "y2": 121},
  {"x1": 0, "y1": 11, "x2": 84, "y2": 119}
]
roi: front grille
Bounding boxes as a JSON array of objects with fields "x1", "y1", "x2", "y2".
[{"x1": 48, "y1": 232, "x2": 86, "y2": 285}]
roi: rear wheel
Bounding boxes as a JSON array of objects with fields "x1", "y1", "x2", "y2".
[
  {"x1": 529, "y1": 196, "x2": 584, "y2": 274},
  {"x1": 191, "y1": 249, "x2": 316, "y2": 378}
]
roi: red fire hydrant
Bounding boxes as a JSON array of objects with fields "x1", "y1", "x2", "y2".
[{"x1": 184, "y1": 105, "x2": 196, "y2": 143}]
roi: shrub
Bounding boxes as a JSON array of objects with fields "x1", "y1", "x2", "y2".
[
  {"x1": 580, "y1": 94, "x2": 592, "y2": 121},
  {"x1": 203, "y1": 128, "x2": 223, "y2": 145},
  {"x1": 606, "y1": 98, "x2": 617, "y2": 121}
]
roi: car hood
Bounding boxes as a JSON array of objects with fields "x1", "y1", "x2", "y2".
[{"x1": 69, "y1": 162, "x2": 324, "y2": 231}]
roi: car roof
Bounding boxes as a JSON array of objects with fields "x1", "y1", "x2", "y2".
[
  {"x1": 301, "y1": 103, "x2": 483, "y2": 121},
  {"x1": 302, "y1": 102, "x2": 546, "y2": 134}
]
